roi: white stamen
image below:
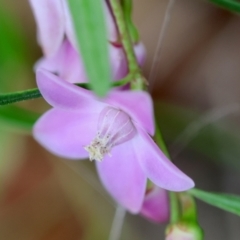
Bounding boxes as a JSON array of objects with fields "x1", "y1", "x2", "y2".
[{"x1": 84, "y1": 107, "x2": 136, "y2": 162}]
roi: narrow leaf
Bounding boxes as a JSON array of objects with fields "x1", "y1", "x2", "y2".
[
  {"x1": 189, "y1": 188, "x2": 240, "y2": 216},
  {"x1": 67, "y1": 0, "x2": 111, "y2": 97},
  {"x1": 209, "y1": 0, "x2": 240, "y2": 13}
]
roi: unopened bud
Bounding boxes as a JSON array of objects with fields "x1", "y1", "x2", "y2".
[{"x1": 165, "y1": 222, "x2": 203, "y2": 240}]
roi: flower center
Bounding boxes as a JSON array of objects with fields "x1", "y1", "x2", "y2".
[{"x1": 84, "y1": 106, "x2": 136, "y2": 161}]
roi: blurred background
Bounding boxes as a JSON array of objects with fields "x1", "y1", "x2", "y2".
[{"x1": 1, "y1": 0, "x2": 240, "y2": 239}]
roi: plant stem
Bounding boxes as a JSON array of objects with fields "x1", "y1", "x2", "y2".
[
  {"x1": 154, "y1": 120, "x2": 180, "y2": 223},
  {"x1": 0, "y1": 88, "x2": 42, "y2": 105},
  {"x1": 109, "y1": 0, "x2": 145, "y2": 90}
]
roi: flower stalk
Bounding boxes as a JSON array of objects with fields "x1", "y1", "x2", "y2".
[
  {"x1": 109, "y1": 0, "x2": 145, "y2": 90},
  {"x1": 154, "y1": 120, "x2": 181, "y2": 223}
]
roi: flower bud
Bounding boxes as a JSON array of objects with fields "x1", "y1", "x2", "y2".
[
  {"x1": 140, "y1": 186, "x2": 169, "y2": 223},
  {"x1": 165, "y1": 223, "x2": 203, "y2": 240}
]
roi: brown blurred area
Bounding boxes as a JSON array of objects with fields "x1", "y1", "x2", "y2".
[{"x1": 1, "y1": 0, "x2": 240, "y2": 239}]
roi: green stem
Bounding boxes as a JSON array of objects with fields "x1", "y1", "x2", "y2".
[
  {"x1": 120, "y1": 0, "x2": 139, "y2": 43},
  {"x1": 169, "y1": 192, "x2": 180, "y2": 223},
  {"x1": 154, "y1": 121, "x2": 170, "y2": 158},
  {"x1": 154, "y1": 120, "x2": 180, "y2": 223},
  {"x1": 109, "y1": 0, "x2": 145, "y2": 90},
  {"x1": 0, "y1": 88, "x2": 42, "y2": 105}
]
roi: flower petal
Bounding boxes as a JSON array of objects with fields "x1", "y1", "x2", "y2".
[
  {"x1": 109, "y1": 44, "x2": 128, "y2": 80},
  {"x1": 140, "y1": 186, "x2": 169, "y2": 223},
  {"x1": 133, "y1": 128, "x2": 195, "y2": 191},
  {"x1": 35, "y1": 39, "x2": 87, "y2": 84},
  {"x1": 103, "y1": 1, "x2": 118, "y2": 42},
  {"x1": 59, "y1": 40, "x2": 87, "y2": 83},
  {"x1": 33, "y1": 108, "x2": 102, "y2": 159},
  {"x1": 96, "y1": 140, "x2": 147, "y2": 213},
  {"x1": 61, "y1": 0, "x2": 77, "y2": 49},
  {"x1": 134, "y1": 42, "x2": 146, "y2": 67},
  {"x1": 29, "y1": 0, "x2": 64, "y2": 56},
  {"x1": 36, "y1": 69, "x2": 106, "y2": 110},
  {"x1": 106, "y1": 91, "x2": 155, "y2": 135}
]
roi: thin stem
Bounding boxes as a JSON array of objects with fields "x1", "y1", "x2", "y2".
[
  {"x1": 110, "y1": 0, "x2": 139, "y2": 73},
  {"x1": 0, "y1": 75, "x2": 133, "y2": 106},
  {"x1": 0, "y1": 88, "x2": 42, "y2": 105},
  {"x1": 154, "y1": 119, "x2": 180, "y2": 224},
  {"x1": 120, "y1": 0, "x2": 139, "y2": 43},
  {"x1": 154, "y1": 121, "x2": 170, "y2": 158},
  {"x1": 148, "y1": 0, "x2": 176, "y2": 92},
  {"x1": 108, "y1": 205, "x2": 126, "y2": 240},
  {"x1": 169, "y1": 192, "x2": 180, "y2": 223},
  {"x1": 109, "y1": 0, "x2": 145, "y2": 90}
]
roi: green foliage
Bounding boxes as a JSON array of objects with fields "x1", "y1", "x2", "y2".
[
  {"x1": 67, "y1": 0, "x2": 111, "y2": 97},
  {"x1": 209, "y1": 0, "x2": 240, "y2": 13},
  {"x1": 190, "y1": 188, "x2": 240, "y2": 216}
]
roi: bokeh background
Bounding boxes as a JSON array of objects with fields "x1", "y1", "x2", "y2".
[{"x1": 1, "y1": 0, "x2": 240, "y2": 239}]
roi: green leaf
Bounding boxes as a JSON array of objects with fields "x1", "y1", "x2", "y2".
[
  {"x1": 189, "y1": 188, "x2": 240, "y2": 216},
  {"x1": 67, "y1": 0, "x2": 111, "y2": 97},
  {"x1": 0, "y1": 106, "x2": 39, "y2": 133},
  {"x1": 209, "y1": 0, "x2": 240, "y2": 13}
]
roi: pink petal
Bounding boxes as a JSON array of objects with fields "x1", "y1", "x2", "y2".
[
  {"x1": 35, "y1": 40, "x2": 87, "y2": 83},
  {"x1": 103, "y1": 1, "x2": 118, "y2": 42},
  {"x1": 29, "y1": 0, "x2": 64, "y2": 56},
  {"x1": 106, "y1": 91, "x2": 155, "y2": 135},
  {"x1": 36, "y1": 69, "x2": 106, "y2": 110},
  {"x1": 96, "y1": 141, "x2": 147, "y2": 213},
  {"x1": 134, "y1": 42, "x2": 146, "y2": 67},
  {"x1": 59, "y1": 40, "x2": 87, "y2": 83},
  {"x1": 33, "y1": 108, "x2": 101, "y2": 159},
  {"x1": 134, "y1": 128, "x2": 195, "y2": 191},
  {"x1": 62, "y1": 0, "x2": 77, "y2": 49},
  {"x1": 34, "y1": 41, "x2": 67, "y2": 75},
  {"x1": 140, "y1": 186, "x2": 169, "y2": 223},
  {"x1": 109, "y1": 44, "x2": 128, "y2": 80}
]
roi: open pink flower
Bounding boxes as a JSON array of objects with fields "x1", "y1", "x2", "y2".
[
  {"x1": 29, "y1": 0, "x2": 118, "y2": 56},
  {"x1": 141, "y1": 186, "x2": 169, "y2": 223},
  {"x1": 33, "y1": 69, "x2": 194, "y2": 213}
]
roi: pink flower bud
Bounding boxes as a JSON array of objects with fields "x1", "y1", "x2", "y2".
[{"x1": 140, "y1": 186, "x2": 169, "y2": 223}]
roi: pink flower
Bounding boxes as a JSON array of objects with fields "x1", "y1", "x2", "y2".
[
  {"x1": 140, "y1": 186, "x2": 169, "y2": 223},
  {"x1": 29, "y1": 0, "x2": 118, "y2": 56},
  {"x1": 33, "y1": 69, "x2": 194, "y2": 213}
]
